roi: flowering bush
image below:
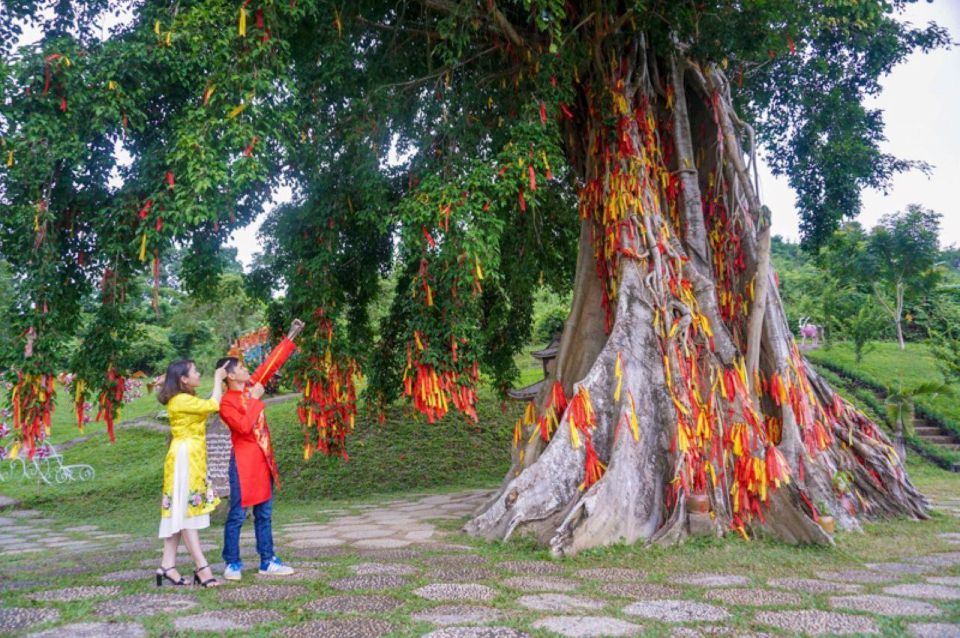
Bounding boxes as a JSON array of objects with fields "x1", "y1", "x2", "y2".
[
  {"x1": 123, "y1": 379, "x2": 143, "y2": 404},
  {"x1": 0, "y1": 420, "x2": 10, "y2": 460}
]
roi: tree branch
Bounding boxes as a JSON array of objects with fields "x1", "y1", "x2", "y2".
[
  {"x1": 418, "y1": 0, "x2": 526, "y2": 48},
  {"x1": 376, "y1": 46, "x2": 498, "y2": 92},
  {"x1": 487, "y1": 1, "x2": 525, "y2": 49}
]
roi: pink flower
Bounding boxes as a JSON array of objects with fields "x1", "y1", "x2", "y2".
[
  {"x1": 191, "y1": 494, "x2": 202, "y2": 507},
  {"x1": 161, "y1": 495, "x2": 171, "y2": 509}
]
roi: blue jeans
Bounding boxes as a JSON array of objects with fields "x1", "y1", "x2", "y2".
[{"x1": 222, "y1": 453, "x2": 274, "y2": 566}]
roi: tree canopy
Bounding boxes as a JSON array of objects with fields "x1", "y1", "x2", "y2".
[{"x1": 0, "y1": 1, "x2": 949, "y2": 458}]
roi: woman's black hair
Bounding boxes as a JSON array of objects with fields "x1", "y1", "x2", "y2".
[{"x1": 157, "y1": 359, "x2": 196, "y2": 405}]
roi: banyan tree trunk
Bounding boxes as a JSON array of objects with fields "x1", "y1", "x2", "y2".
[{"x1": 465, "y1": 44, "x2": 928, "y2": 556}]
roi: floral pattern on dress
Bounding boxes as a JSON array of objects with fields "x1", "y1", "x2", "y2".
[{"x1": 189, "y1": 486, "x2": 217, "y2": 508}]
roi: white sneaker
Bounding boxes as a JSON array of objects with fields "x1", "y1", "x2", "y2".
[
  {"x1": 223, "y1": 562, "x2": 243, "y2": 581},
  {"x1": 259, "y1": 557, "x2": 294, "y2": 576}
]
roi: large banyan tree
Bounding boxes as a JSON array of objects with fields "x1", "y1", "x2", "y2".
[{"x1": 0, "y1": 1, "x2": 949, "y2": 552}]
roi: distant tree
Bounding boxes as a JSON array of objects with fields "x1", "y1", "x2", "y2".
[
  {"x1": 809, "y1": 225, "x2": 872, "y2": 346},
  {"x1": 123, "y1": 323, "x2": 177, "y2": 375},
  {"x1": 844, "y1": 301, "x2": 885, "y2": 364},
  {"x1": 939, "y1": 245, "x2": 960, "y2": 273},
  {"x1": 770, "y1": 236, "x2": 824, "y2": 332},
  {"x1": 865, "y1": 206, "x2": 942, "y2": 350},
  {"x1": 817, "y1": 222, "x2": 869, "y2": 290}
]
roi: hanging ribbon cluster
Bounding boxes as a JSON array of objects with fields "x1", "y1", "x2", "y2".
[
  {"x1": 511, "y1": 382, "x2": 567, "y2": 472},
  {"x1": 717, "y1": 364, "x2": 792, "y2": 533},
  {"x1": 72, "y1": 377, "x2": 89, "y2": 431},
  {"x1": 94, "y1": 368, "x2": 125, "y2": 443},
  {"x1": 702, "y1": 177, "x2": 749, "y2": 347},
  {"x1": 41, "y1": 53, "x2": 71, "y2": 113},
  {"x1": 566, "y1": 386, "x2": 605, "y2": 490},
  {"x1": 297, "y1": 358, "x2": 360, "y2": 460},
  {"x1": 537, "y1": 381, "x2": 567, "y2": 442},
  {"x1": 512, "y1": 399, "x2": 537, "y2": 468},
  {"x1": 402, "y1": 337, "x2": 480, "y2": 424},
  {"x1": 294, "y1": 310, "x2": 362, "y2": 460},
  {"x1": 7, "y1": 373, "x2": 56, "y2": 460},
  {"x1": 401, "y1": 193, "x2": 483, "y2": 424},
  {"x1": 238, "y1": 1, "x2": 272, "y2": 42}
]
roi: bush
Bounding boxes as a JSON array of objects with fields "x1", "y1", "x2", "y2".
[
  {"x1": 123, "y1": 324, "x2": 177, "y2": 375},
  {"x1": 535, "y1": 307, "x2": 567, "y2": 343},
  {"x1": 531, "y1": 286, "x2": 570, "y2": 344},
  {"x1": 167, "y1": 320, "x2": 214, "y2": 359}
]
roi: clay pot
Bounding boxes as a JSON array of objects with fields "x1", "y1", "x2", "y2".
[
  {"x1": 688, "y1": 493, "x2": 710, "y2": 514},
  {"x1": 819, "y1": 515, "x2": 835, "y2": 535}
]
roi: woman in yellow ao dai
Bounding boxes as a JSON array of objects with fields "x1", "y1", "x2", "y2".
[{"x1": 155, "y1": 359, "x2": 229, "y2": 588}]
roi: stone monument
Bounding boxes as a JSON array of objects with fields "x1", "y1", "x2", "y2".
[{"x1": 206, "y1": 416, "x2": 233, "y2": 496}]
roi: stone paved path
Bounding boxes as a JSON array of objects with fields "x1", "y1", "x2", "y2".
[
  {"x1": 0, "y1": 508, "x2": 138, "y2": 558},
  {"x1": 1, "y1": 488, "x2": 958, "y2": 637},
  {"x1": 280, "y1": 490, "x2": 490, "y2": 550}
]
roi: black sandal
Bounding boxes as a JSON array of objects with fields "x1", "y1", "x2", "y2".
[
  {"x1": 155, "y1": 565, "x2": 187, "y2": 587},
  {"x1": 193, "y1": 564, "x2": 219, "y2": 588}
]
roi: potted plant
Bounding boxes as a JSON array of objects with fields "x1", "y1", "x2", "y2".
[
  {"x1": 832, "y1": 470, "x2": 855, "y2": 516},
  {"x1": 688, "y1": 491, "x2": 710, "y2": 514},
  {"x1": 831, "y1": 470, "x2": 853, "y2": 493},
  {"x1": 817, "y1": 501, "x2": 835, "y2": 534}
]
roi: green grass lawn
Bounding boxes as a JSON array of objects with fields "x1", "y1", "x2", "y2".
[
  {"x1": 805, "y1": 341, "x2": 950, "y2": 412},
  {"x1": 514, "y1": 344, "x2": 549, "y2": 389},
  {"x1": 806, "y1": 341, "x2": 960, "y2": 466}
]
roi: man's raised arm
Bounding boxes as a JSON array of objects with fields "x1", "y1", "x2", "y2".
[{"x1": 249, "y1": 319, "x2": 305, "y2": 386}]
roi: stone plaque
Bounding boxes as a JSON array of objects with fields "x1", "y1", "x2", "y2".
[{"x1": 206, "y1": 416, "x2": 233, "y2": 496}]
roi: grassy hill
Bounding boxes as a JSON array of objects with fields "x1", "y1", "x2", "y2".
[{"x1": 805, "y1": 341, "x2": 960, "y2": 467}]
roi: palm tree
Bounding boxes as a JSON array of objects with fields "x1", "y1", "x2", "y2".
[{"x1": 885, "y1": 382, "x2": 954, "y2": 461}]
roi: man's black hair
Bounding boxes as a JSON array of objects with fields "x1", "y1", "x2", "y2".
[{"x1": 216, "y1": 357, "x2": 241, "y2": 375}]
